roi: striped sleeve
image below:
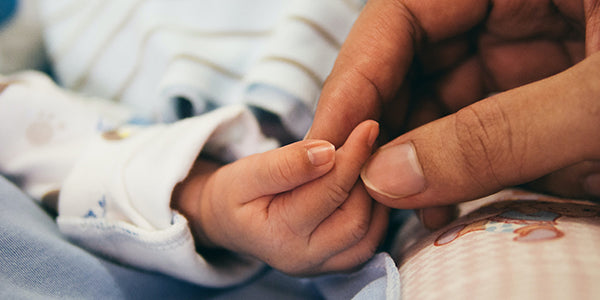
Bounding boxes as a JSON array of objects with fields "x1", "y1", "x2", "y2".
[
  {"x1": 36, "y1": 0, "x2": 365, "y2": 139},
  {"x1": 0, "y1": 0, "x2": 45, "y2": 73}
]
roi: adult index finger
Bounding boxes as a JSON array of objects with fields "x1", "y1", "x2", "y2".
[{"x1": 308, "y1": 0, "x2": 488, "y2": 147}]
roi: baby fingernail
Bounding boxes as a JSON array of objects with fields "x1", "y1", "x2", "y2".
[
  {"x1": 307, "y1": 142, "x2": 335, "y2": 166},
  {"x1": 361, "y1": 143, "x2": 425, "y2": 199},
  {"x1": 584, "y1": 173, "x2": 600, "y2": 197}
]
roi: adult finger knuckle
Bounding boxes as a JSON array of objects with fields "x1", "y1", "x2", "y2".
[{"x1": 453, "y1": 100, "x2": 518, "y2": 188}]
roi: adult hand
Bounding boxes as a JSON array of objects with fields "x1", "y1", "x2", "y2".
[{"x1": 308, "y1": 0, "x2": 600, "y2": 228}]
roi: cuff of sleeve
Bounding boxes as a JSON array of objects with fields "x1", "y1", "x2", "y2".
[
  {"x1": 58, "y1": 105, "x2": 276, "y2": 287},
  {"x1": 57, "y1": 212, "x2": 265, "y2": 287}
]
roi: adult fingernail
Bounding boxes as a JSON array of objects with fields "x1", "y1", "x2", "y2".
[
  {"x1": 307, "y1": 141, "x2": 335, "y2": 166},
  {"x1": 361, "y1": 143, "x2": 425, "y2": 199},
  {"x1": 584, "y1": 173, "x2": 600, "y2": 197}
]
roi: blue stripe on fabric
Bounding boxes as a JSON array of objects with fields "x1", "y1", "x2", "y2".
[{"x1": 0, "y1": 0, "x2": 18, "y2": 28}]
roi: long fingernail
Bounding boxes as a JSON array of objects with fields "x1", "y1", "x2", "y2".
[
  {"x1": 584, "y1": 173, "x2": 600, "y2": 197},
  {"x1": 307, "y1": 141, "x2": 335, "y2": 166},
  {"x1": 361, "y1": 143, "x2": 425, "y2": 199}
]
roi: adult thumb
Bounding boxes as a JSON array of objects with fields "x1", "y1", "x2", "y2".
[{"x1": 361, "y1": 52, "x2": 600, "y2": 210}]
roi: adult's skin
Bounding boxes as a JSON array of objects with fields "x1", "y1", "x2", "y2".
[{"x1": 308, "y1": 0, "x2": 600, "y2": 229}]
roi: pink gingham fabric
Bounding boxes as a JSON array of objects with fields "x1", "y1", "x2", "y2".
[{"x1": 395, "y1": 190, "x2": 600, "y2": 300}]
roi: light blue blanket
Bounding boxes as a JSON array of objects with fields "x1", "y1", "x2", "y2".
[{"x1": 0, "y1": 175, "x2": 401, "y2": 299}]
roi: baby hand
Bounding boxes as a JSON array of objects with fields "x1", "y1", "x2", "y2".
[{"x1": 172, "y1": 121, "x2": 389, "y2": 275}]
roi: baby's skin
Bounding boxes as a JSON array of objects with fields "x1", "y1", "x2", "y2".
[{"x1": 171, "y1": 120, "x2": 389, "y2": 275}]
